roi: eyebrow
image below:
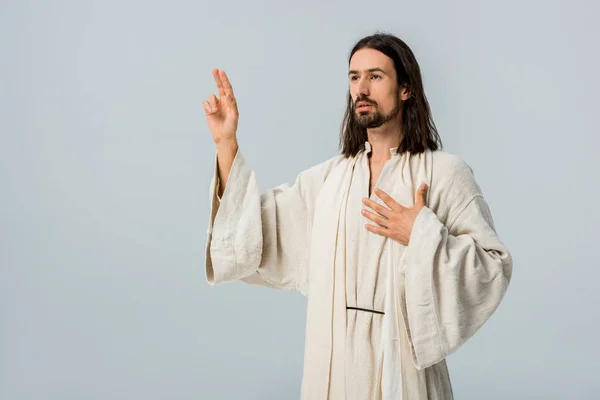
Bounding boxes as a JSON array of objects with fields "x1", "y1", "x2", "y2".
[{"x1": 348, "y1": 68, "x2": 388, "y2": 76}]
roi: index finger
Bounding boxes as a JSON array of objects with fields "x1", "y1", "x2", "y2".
[
  {"x1": 363, "y1": 198, "x2": 392, "y2": 218},
  {"x1": 374, "y1": 188, "x2": 402, "y2": 210}
]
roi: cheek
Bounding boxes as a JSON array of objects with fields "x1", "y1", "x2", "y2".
[{"x1": 380, "y1": 90, "x2": 399, "y2": 109}]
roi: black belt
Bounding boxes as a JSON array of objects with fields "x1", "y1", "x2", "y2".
[{"x1": 346, "y1": 306, "x2": 384, "y2": 315}]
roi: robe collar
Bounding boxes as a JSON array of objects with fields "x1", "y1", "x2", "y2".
[{"x1": 364, "y1": 141, "x2": 400, "y2": 156}]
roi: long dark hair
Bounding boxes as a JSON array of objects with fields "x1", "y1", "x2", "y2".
[{"x1": 339, "y1": 32, "x2": 442, "y2": 157}]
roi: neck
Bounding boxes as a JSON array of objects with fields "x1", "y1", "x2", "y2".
[{"x1": 367, "y1": 120, "x2": 402, "y2": 162}]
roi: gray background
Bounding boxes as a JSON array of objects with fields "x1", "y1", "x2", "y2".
[{"x1": 2, "y1": 0, "x2": 599, "y2": 399}]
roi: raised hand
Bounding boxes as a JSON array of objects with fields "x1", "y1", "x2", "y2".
[
  {"x1": 203, "y1": 68, "x2": 239, "y2": 145},
  {"x1": 361, "y1": 184, "x2": 429, "y2": 245}
]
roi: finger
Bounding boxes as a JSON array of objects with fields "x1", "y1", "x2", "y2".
[
  {"x1": 365, "y1": 223, "x2": 390, "y2": 237},
  {"x1": 219, "y1": 70, "x2": 235, "y2": 99},
  {"x1": 362, "y1": 198, "x2": 392, "y2": 218},
  {"x1": 219, "y1": 71, "x2": 238, "y2": 112},
  {"x1": 415, "y1": 184, "x2": 428, "y2": 207},
  {"x1": 203, "y1": 100, "x2": 216, "y2": 115},
  {"x1": 212, "y1": 68, "x2": 226, "y2": 99},
  {"x1": 373, "y1": 189, "x2": 402, "y2": 210},
  {"x1": 208, "y1": 93, "x2": 219, "y2": 111},
  {"x1": 361, "y1": 209, "x2": 388, "y2": 228}
]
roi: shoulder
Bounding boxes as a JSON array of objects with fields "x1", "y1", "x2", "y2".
[
  {"x1": 430, "y1": 150, "x2": 473, "y2": 178},
  {"x1": 282, "y1": 154, "x2": 349, "y2": 202},
  {"x1": 425, "y1": 150, "x2": 487, "y2": 226},
  {"x1": 430, "y1": 150, "x2": 482, "y2": 196},
  {"x1": 299, "y1": 154, "x2": 349, "y2": 183},
  {"x1": 314, "y1": 154, "x2": 348, "y2": 173}
]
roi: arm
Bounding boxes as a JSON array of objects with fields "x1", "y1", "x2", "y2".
[
  {"x1": 215, "y1": 139, "x2": 238, "y2": 198},
  {"x1": 202, "y1": 68, "x2": 340, "y2": 295},
  {"x1": 205, "y1": 148, "x2": 340, "y2": 296},
  {"x1": 402, "y1": 175, "x2": 513, "y2": 369}
]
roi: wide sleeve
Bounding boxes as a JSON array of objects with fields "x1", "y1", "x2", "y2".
[
  {"x1": 402, "y1": 176, "x2": 513, "y2": 369},
  {"x1": 205, "y1": 149, "x2": 338, "y2": 296}
]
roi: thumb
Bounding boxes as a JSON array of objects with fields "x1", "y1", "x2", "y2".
[{"x1": 415, "y1": 184, "x2": 428, "y2": 208}]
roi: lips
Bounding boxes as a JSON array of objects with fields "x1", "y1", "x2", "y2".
[{"x1": 356, "y1": 102, "x2": 373, "y2": 108}]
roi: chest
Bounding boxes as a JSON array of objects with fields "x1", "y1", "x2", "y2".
[{"x1": 368, "y1": 161, "x2": 386, "y2": 195}]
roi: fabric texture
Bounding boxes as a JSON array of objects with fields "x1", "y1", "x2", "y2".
[{"x1": 205, "y1": 143, "x2": 512, "y2": 399}]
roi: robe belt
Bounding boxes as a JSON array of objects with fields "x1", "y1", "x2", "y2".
[{"x1": 346, "y1": 306, "x2": 384, "y2": 315}]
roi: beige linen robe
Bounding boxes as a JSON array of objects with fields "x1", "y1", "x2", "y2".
[{"x1": 205, "y1": 142, "x2": 512, "y2": 399}]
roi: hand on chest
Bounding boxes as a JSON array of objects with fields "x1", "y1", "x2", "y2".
[{"x1": 361, "y1": 157, "x2": 429, "y2": 246}]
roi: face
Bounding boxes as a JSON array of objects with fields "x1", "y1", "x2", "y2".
[{"x1": 348, "y1": 48, "x2": 409, "y2": 129}]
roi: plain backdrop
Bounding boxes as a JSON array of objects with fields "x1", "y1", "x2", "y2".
[{"x1": 2, "y1": 0, "x2": 599, "y2": 399}]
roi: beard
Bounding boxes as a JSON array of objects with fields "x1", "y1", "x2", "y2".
[
  {"x1": 355, "y1": 100, "x2": 401, "y2": 129},
  {"x1": 354, "y1": 94, "x2": 400, "y2": 129}
]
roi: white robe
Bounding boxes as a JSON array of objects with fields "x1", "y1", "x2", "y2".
[{"x1": 205, "y1": 142, "x2": 512, "y2": 399}]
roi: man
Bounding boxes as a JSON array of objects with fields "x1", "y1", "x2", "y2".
[{"x1": 203, "y1": 33, "x2": 512, "y2": 400}]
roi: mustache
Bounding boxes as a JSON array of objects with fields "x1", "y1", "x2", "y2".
[{"x1": 353, "y1": 96, "x2": 376, "y2": 106}]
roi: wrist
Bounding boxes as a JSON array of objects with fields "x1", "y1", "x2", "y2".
[{"x1": 216, "y1": 138, "x2": 238, "y2": 152}]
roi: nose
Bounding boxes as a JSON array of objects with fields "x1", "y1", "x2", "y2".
[{"x1": 357, "y1": 79, "x2": 370, "y2": 97}]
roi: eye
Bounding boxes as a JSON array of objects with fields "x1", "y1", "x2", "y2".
[
  {"x1": 371, "y1": 74, "x2": 381, "y2": 80},
  {"x1": 350, "y1": 75, "x2": 359, "y2": 81}
]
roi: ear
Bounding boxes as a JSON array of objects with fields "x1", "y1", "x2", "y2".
[{"x1": 399, "y1": 85, "x2": 411, "y2": 101}]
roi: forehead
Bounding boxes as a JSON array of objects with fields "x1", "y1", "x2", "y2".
[{"x1": 349, "y1": 48, "x2": 394, "y2": 72}]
